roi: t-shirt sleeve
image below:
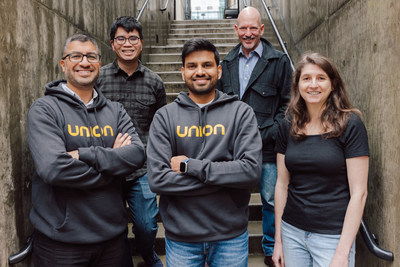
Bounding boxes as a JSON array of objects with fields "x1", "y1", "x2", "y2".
[
  {"x1": 275, "y1": 119, "x2": 290, "y2": 154},
  {"x1": 342, "y1": 113, "x2": 370, "y2": 158}
]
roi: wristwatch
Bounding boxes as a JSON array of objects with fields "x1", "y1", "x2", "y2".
[{"x1": 180, "y1": 158, "x2": 190, "y2": 173}]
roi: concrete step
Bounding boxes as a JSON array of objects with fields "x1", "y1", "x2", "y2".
[
  {"x1": 170, "y1": 27, "x2": 276, "y2": 36},
  {"x1": 164, "y1": 81, "x2": 185, "y2": 93},
  {"x1": 146, "y1": 61, "x2": 182, "y2": 72},
  {"x1": 169, "y1": 32, "x2": 237, "y2": 39},
  {"x1": 167, "y1": 37, "x2": 238, "y2": 45},
  {"x1": 147, "y1": 51, "x2": 229, "y2": 63},
  {"x1": 172, "y1": 19, "x2": 236, "y2": 24},
  {"x1": 170, "y1": 27, "x2": 236, "y2": 34},
  {"x1": 156, "y1": 70, "x2": 182, "y2": 82},
  {"x1": 171, "y1": 23, "x2": 236, "y2": 29},
  {"x1": 133, "y1": 254, "x2": 266, "y2": 266},
  {"x1": 150, "y1": 44, "x2": 237, "y2": 54}
]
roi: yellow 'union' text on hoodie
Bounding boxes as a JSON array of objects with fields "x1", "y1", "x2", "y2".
[
  {"x1": 176, "y1": 124, "x2": 225, "y2": 138},
  {"x1": 68, "y1": 124, "x2": 114, "y2": 137}
]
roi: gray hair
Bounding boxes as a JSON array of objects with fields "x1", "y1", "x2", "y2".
[{"x1": 62, "y1": 32, "x2": 100, "y2": 56}]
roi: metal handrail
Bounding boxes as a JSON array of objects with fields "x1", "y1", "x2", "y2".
[
  {"x1": 160, "y1": 0, "x2": 169, "y2": 12},
  {"x1": 136, "y1": 0, "x2": 150, "y2": 21},
  {"x1": 260, "y1": 0, "x2": 295, "y2": 70},
  {"x1": 8, "y1": 233, "x2": 33, "y2": 265},
  {"x1": 360, "y1": 219, "x2": 394, "y2": 261},
  {"x1": 137, "y1": 0, "x2": 170, "y2": 21}
]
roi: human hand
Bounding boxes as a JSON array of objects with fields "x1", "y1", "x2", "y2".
[
  {"x1": 272, "y1": 242, "x2": 285, "y2": 267},
  {"x1": 67, "y1": 150, "x2": 79, "y2": 159},
  {"x1": 329, "y1": 253, "x2": 348, "y2": 267},
  {"x1": 113, "y1": 133, "x2": 132, "y2": 148},
  {"x1": 170, "y1": 155, "x2": 188, "y2": 173}
]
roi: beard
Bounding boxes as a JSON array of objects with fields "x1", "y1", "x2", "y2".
[{"x1": 186, "y1": 75, "x2": 217, "y2": 96}]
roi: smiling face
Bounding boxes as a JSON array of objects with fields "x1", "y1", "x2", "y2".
[
  {"x1": 60, "y1": 40, "x2": 100, "y2": 92},
  {"x1": 111, "y1": 27, "x2": 142, "y2": 64},
  {"x1": 181, "y1": 50, "x2": 222, "y2": 103},
  {"x1": 235, "y1": 7, "x2": 264, "y2": 57},
  {"x1": 298, "y1": 63, "x2": 333, "y2": 108}
]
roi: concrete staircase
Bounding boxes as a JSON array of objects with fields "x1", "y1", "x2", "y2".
[
  {"x1": 129, "y1": 18, "x2": 281, "y2": 266},
  {"x1": 145, "y1": 19, "x2": 280, "y2": 103}
]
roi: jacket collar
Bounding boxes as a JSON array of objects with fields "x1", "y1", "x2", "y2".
[
  {"x1": 223, "y1": 38, "x2": 280, "y2": 63},
  {"x1": 110, "y1": 59, "x2": 144, "y2": 76}
]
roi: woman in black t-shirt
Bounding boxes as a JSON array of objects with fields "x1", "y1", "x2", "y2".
[{"x1": 272, "y1": 53, "x2": 369, "y2": 267}]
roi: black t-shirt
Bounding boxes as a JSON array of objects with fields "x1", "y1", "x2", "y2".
[{"x1": 276, "y1": 113, "x2": 369, "y2": 234}]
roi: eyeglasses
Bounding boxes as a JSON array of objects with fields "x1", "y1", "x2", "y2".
[
  {"x1": 114, "y1": 36, "x2": 141, "y2": 45},
  {"x1": 62, "y1": 52, "x2": 101, "y2": 63}
]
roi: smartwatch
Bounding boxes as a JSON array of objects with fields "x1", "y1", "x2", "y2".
[{"x1": 180, "y1": 158, "x2": 190, "y2": 173}]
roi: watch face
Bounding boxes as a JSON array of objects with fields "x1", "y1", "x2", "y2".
[
  {"x1": 180, "y1": 161, "x2": 186, "y2": 173},
  {"x1": 180, "y1": 159, "x2": 189, "y2": 173}
]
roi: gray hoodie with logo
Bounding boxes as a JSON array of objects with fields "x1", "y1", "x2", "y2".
[
  {"x1": 28, "y1": 80, "x2": 145, "y2": 244},
  {"x1": 147, "y1": 90, "x2": 262, "y2": 242}
]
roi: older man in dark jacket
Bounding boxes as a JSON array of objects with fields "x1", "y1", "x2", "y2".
[{"x1": 217, "y1": 7, "x2": 292, "y2": 267}]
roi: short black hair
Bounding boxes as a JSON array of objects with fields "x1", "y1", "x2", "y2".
[
  {"x1": 62, "y1": 32, "x2": 99, "y2": 56},
  {"x1": 181, "y1": 38, "x2": 220, "y2": 66},
  {"x1": 110, "y1": 16, "x2": 143, "y2": 40}
]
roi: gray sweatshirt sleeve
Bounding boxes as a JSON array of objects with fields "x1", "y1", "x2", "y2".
[
  {"x1": 147, "y1": 104, "x2": 262, "y2": 195},
  {"x1": 28, "y1": 101, "x2": 144, "y2": 189},
  {"x1": 147, "y1": 111, "x2": 220, "y2": 196},
  {"x1": 186, "y1": 105, "x2": 262, "y2": 188},
  {"x1": 78, "y1": 104, "x2": 145, "y2": 176}
]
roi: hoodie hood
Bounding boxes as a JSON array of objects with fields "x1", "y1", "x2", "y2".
[
  {"x1": 45, "y1": 79, "x2": 107, "y2": 110},
  {"x1": 174, "y1": 89, "x2": 238, "y2": 108}
]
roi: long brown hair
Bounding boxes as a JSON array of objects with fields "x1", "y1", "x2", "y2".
[{"x1": 287, "y1": 52, "x2": 361, "y2": 139}]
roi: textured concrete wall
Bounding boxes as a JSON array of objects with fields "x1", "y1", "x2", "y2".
[
  {"x1": 248, "y1": 0, "x2": 400, "y2": 265},
  {"x1": 0, "y1": 0, "x2": 173, "y2": 266}
]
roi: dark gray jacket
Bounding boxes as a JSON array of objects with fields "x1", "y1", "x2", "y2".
[
  {"x1": 217, "y1": 38, "x2": 292, "y2": 162},
  {"x1": 28, "y1": 80, "x2": 145, "y2": 244},
  {"x1": 147, "y1": 90, "x2": 262, "y2": 242}
]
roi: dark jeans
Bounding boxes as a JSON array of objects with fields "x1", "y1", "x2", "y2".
[
  {"x1": 33, "y1": 231, "x2": 125, "y2": 267},
  {"x1": 122, "y1": 174, "x2": 160, "y2": 266}
]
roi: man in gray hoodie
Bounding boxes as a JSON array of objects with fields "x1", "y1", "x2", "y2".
[
  {"x1": 147, "y1": 38, "x2": 262, "y2": 267},
  {"x1": 28, "y1": 32, "x2": 145, "y2": 266}
]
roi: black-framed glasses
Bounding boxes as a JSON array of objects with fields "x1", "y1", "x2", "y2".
[
  {"x1": 62, "y1": 52, "x2": 101, "y2": 63},
  {"x1": 114, "y1": 36, "x2": 141, "y2": 45}
]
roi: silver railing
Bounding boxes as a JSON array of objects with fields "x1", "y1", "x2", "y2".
[{"x1": 137, "y1": 0, "x2": 170, "y2": 21}]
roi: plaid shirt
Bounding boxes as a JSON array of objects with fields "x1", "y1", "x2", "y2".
[{"x1": 96, "y1": 60, "x2": 166, "y2": 180}]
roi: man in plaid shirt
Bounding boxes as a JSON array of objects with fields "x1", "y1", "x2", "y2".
[{"x1": 96, "y1": 16, "x2": 166, "y2": 267}]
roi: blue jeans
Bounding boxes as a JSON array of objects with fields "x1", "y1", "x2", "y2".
[
  {"x1": 259, "y1": 162, "x2": 277, "y2": 256},
  {"x1": 123, "y1": 173, "x2": 160, "y2": 265},
  {"x1": 281, "y1": 221, "x2": 355, "y2": 267},
  {"x1": 165, "y1": 231, "x2": 249, "y2": 267}
]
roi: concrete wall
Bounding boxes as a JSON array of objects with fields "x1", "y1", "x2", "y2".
[
  {"x1": 246, "y1": 0, "x2": 400, "y2": 266},
  {"x1": 0, "y1": 0, "x2": 173, "y2": 266}
]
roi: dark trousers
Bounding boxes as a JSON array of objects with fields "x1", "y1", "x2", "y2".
[{"x1": 33, "y1": 231, "x2": 125, "y2": 267}]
